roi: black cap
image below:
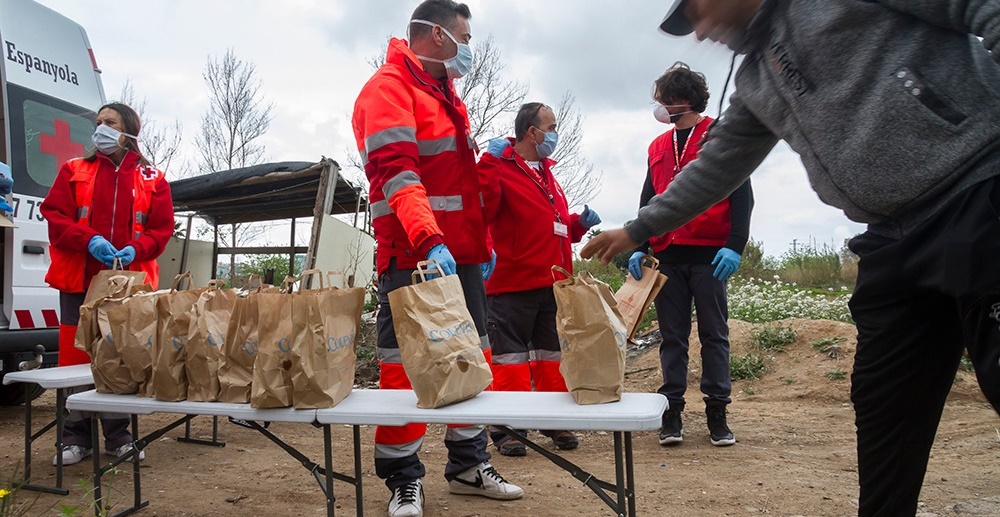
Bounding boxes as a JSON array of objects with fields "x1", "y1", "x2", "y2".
[{"x1": 659, "y1": 0, "x2": 693, "y2": 36}]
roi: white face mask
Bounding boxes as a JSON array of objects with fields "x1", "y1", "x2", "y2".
[
  {"x1": 92, "y1": 124, "x2": 137, "y2": 155},
  {"x1": 653, "y1": 104, "x2": 693, "y2": 124},
  {"x1": 410, "y1": 19, "x2": 473, "y2": 79}
]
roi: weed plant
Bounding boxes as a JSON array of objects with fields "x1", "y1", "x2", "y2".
[
  {"x1": 752, "y1": 323, "x2": 797, "y2": 352},
  {"x1": 731, "y1": 353, "x2": 766, "y2": 380}
]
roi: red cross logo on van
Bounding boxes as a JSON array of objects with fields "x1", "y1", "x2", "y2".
[{"x1": 38, "y1": 119, "x2": 85, "y2": 169}]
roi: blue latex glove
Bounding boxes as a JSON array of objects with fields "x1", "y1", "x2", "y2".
[
  {"x1": 486, "y1": 138, "x2": 510, "y2": 158},
  {"x1": 711, "y1": 247, "x2": 742, "y2": 281},
  {"x1": 0, "y1": 162, "x2": 12, "y2": 213},
  {"x1": 481, "y1": 250, "x2": 497, "y2": 281},
  {"x1": 115, "y1": 245, "x2": 136, "y2": 267},
  {"x1": 426, "y1": 244, "x2": 457, "y2": 277},
  {"x1": 628, "y1": 251, "x2": 647, "y2": 280},
  {"x1": 88, "y1": 235, "x2": 118, "y2": 267},
  {"x1": 580, "y1": 205, "x2": 601, "y2": 229}
]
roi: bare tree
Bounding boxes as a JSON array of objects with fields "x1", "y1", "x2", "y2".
[
  {"x1": 194, "y1": 48, "x2": 274, "y2": 280},
  {"x1": 116, "y1": 79, "x2": 184, "y2": 171},
  {"x1": 551, "y1": 92, "x2": 603, "y2": 207}
]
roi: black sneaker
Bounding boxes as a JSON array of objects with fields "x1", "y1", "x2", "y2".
[
  {"x1": 706, "y1": 405, "x2": 736, "y2": 446},
  {"x1": 658, "y1": 407, "x2": 683, "y2": 445}
]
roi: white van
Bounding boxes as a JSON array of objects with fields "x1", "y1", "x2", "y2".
[{"x1": 0, "y1": 0, "x2": 105, "y2": 403}]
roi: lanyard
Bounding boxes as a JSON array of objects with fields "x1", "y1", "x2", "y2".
[
  {"x1": 672, "y1": 117, "x2": 704, "y2": 172},
  {"x1": 513, "y1": 152, "x2": 563, "y2": 223}
]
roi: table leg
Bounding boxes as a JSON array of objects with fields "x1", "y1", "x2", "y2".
[
  {"x1": 625, "y1": 432, "x2": 637, "y2": 517},
  {"x1": 91, "y1": 413, "x2": 103, "y2": 517},
  {"x1": 55, "y1": 388, "x2": 66, "y2": 490},
  {"x1": 614, "y1": 431, "x2": 626, "y2": 517},
  {"x1": 353, "y1": 425, "x2": 363, "y2": 517},
  {"x1": 324, "y1": 424, "x2": 335, "y2": 517}
]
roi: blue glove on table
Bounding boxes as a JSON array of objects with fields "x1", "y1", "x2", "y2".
[
  {"x1": 628, "y1": 251, "x2": 647, "y2": 280},
  {"x1": 88, "y1": 235, "x2": 118, "y2": 267},
  {"x1": 115, "y1": 245, "x2": 136, "y2": 267},
  {"x1": 580, "y1": 205, "x2": 601, "y2": 229},
  {"x1": 426, "y1": 244, "x2": 457, "y2": 277},
  {"x1": 711, "y1": 247, "x2": 742, "y2": 281},
  {"x1": 481, "y1": 250, "x2": 497, "y2": 281},
  {"x1": 486, "y1": 139, "x2": 510, "y2": 158}
]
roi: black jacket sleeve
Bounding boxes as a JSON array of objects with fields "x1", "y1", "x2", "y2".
[{"x1": 724, "y1": 179, "x2": 754, "y2": 255}]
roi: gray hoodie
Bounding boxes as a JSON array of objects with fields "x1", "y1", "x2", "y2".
[{"x1": 627, "y1": 0, "x2": 1000, "y2": 243}]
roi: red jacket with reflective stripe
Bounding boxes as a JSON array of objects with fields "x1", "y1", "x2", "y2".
[
  {"x1": 40, "y1": 152, "x2": 174, "y2": 292},
  {"x1": 353, "y1": 38, "x2": 492, "y2": 275},
  {"x1": 479, "y1": 141, "x2": 586, "y2": 295},
  {"x1": 648, "y1": 117, "x2": 731, "y2": 252}
]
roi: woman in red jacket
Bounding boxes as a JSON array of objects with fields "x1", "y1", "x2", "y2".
[
  {"x1": 478, "y1": 102, "x2": 601, "y2": 456},
  {"x1": 40, "y1": 102, "x2": 174, "y2": 466}
]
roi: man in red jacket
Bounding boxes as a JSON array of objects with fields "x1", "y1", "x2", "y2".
[
  {"x1": 629, "y1": 63, "x2": 752, "y2": 448},
  {"x1": 352, "y1": 1, "x2": 522, "y2": 515},
  {"x1": 478, "y1": 102, "x2": 601, "y2": 456}
]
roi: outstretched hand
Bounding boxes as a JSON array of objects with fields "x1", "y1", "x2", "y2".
[{"x1": 580, "y1": 228, "x2": 638, "y2": 265}]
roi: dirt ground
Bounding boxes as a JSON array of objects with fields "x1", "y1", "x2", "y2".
[{"x1": 3, "y1": 318, "x2": 999, "y2": 517}]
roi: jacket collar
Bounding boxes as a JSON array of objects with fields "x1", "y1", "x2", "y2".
[
  {"x1": 500, "y1": 137, "x2": 558, "y2": 169},
  {"x1": 387, "y1": 38, "x2": 453, "y2": 90}
]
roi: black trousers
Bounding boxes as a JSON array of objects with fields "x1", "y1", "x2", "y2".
[
  {"x1": 849, "y1": 176, "x2": 1000, "y2": 517},
  {"x1": 652, "y1": 261, "x2": 732, "y2": 412}
]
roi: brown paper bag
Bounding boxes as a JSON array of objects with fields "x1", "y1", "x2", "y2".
[
  {"x1": 251, "y1": 277, "x2": 296, "y2": 408},
  {"x1": 185, "y1": 281, "x2": 237, "y2": 402},
  {"x1": 90, "y1": 277, "x2": 151, "y2": 394},
  {"x1": 83, "y1": 258, "x2": 148, "y2": 305},
  {"x1": 289, "y1": 270, "x2": 363, "y2": 409},
  {"x1": 152, "y1": 273, "x2": 205, "y2": 402},
  {"x1": 388, "y1": 261, "x2": 493, "y2": 409},
  {"x1": 109, "y1": 289, "x2": 164, "y2": 397},
  {"x1": 552, "y1": 266, "x2": 628, "y2": 405},
  {"x1": 74, "y1": 273, "x2": 135, "y2": 354},
  {"x1": 613, "y1": 255, "x2": 668, "y2": 338}
]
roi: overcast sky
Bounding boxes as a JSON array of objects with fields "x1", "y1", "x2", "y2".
[{"x1": 37, "y1": 0, "x2": 865, "y2": 257}]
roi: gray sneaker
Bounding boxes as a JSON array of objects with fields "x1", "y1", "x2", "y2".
[
  {"x1": 52, "y1": 445, "x2": 91, "y2": 466},
  {"x1": 448, "y1": 462, "x2": 523, "y2": 500}
]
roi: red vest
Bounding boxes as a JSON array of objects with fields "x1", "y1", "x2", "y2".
[
  {"x1": 648, "y1": 117, "x2": 731, "y2": 252},
  {"x1": 45, "y1": 158, "x2": 162, "y2": 292}
]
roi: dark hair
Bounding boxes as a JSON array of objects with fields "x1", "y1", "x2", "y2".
[
  {"x1": 409, "y1": 0, "x2": 472, "y2": 40},
  {"x1": 85, "y1": 102, "x2": 149, "y2": 165},
  {"x1": 653, "y1": 62, "x2": 710, "y2": 113},
  {"x1": 514, "y1": 102, "x2": 549, "y2": 141}
]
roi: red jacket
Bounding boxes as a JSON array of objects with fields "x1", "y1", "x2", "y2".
[
  {"x1": 40, "y1": 151, "x2": 174, "y2": 292},
  {"x1": 353, "y1": 38, "x2": 492, "y2": 274},
  {"x1": 479, "y1": 141, "x2": 586, "y2": 295},
  {"x1": 647, "y1": 117, "x2": 731, "y2": 252}
]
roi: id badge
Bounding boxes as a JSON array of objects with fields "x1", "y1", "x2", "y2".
[{"x1": 554, "y1": 221, "x2": 569, "y2": 237}]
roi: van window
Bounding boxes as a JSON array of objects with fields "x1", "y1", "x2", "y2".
[{"x1": 5, "y1": 82, "x2": 95, "y2": 199}]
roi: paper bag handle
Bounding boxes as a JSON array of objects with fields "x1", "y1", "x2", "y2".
[
  {"x1": 110, "y1": 257, "x2": 126, "y2": 271},
  {"x1": 170, "y1": 272, "x2": 193, "y2": 292},
  {"x1": 106, "y1": 274, "x2": 136, "y2": 301},
  {"x1": 207, "y1": 279, "x2": 226, "y2": 291},
  {"x1": 412, "y1": 261, "x2": 441, "y2": 284},
  {"x1": 551, "y1": 265, "x2": 572, "y2": 281},
  {"x1": 298, "y1": 269, "x2": 325, "y2": 291},
  {"x1": 326, "y1": 270, "x2": 346, "y2": 289},
  {"x1": 641, "y1": 255, "x2": 660, "y2": 270},
  {"x1": 280, "y1": 275, "x2": 297, "y2": 294}
]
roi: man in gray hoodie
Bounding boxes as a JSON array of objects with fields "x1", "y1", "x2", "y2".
[{"x1": 582, "y1": 1, "x2": 1000, "y2": 515}]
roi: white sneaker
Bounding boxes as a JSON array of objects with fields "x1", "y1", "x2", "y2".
[
  {"x1": 448, "y1": 461, "x2": 523, "y2": 500},
  {"x1": 52, "y1": 445, "x2": 91, "y2": 466},
  {"x1": 387, "y1": 479, "x2": 423, "y2": 517},
  {"x1": 106, "y1": 443, "x2": 145, "y2": 461}
]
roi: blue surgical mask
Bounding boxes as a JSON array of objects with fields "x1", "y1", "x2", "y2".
[
  {"x1": 410, "y1": 19, "x2": 473, "y2": 79},
  {"x1": 535, "y1": 129, "x2": 558, "y2": 159},
  {"x1": 92, "y1": 124, "x2": 137, "y2": 155}
]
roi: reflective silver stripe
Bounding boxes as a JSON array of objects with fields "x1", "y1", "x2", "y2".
[
  {"x1": 427, "y1": 195, "x2": 463, "y2": 212},
  {"x1": 370, "y1": 200, "x2": 393, "y2": 219},
  {"x1": 417, "y1": 136, "x2": 457, "y2": 157},
  {"x1": 530, "y1": 349, "x2": 562, "y2": 362},
  {"x1": 134, "y1": 231, "x2": 141, "y2": 239},
  {"x1": 77, "y1": 206, "x2": 89, "y2": 219},
  {"x1": 445, "y1": 425, "x2": 485, "y2": 441},
  {"x1": 359, "y1": 149, "x2": 368, "y2": 166},
  {"x1": 377, "y1": 347, "x2": 403, "y2": 364},
  {"x1": 466, "y1": 135, "x2": 475, "y2": 149},
  {"x1": 365, "y1": 126, "x2": 417, "y2": 154},
  {"x1": 479, "y1": 192, "x2": 484, "y2": 207},
  {"x1": 492, "y1": 352, "x2": 530, "y2": 365},
  {"x1": 382, "y1": 171, "x2": 421, "y2": 200},
  {"x1": 375, "y1": 439, "x2": 423, "y2": 459},
  {"x1": 480, "y1": 334, "x2": 490, "y2": 350},
  {"x1": 135, "y1": 211, "x2": 148, "y2": 225}
]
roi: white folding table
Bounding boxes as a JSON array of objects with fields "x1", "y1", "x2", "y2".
[
  {"x1": 67, "y1": 389, "x2": 667, "y2": 517},
  {"x1": 3, "y1": 364, "x2": 93, "y2": 494}
]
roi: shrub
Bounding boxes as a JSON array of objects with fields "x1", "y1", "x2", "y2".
[
  {"x1": 752, "y1": 323, "x2": 797, "y2": 352},
  {"x1": 572, "y1": 259, "x2": 625, "y2": 292},
  {"x1": 731, "y1": 353, "x2": 766, "y2": 380},
  {"x1": 811, "y1": 337, "x2": 846, "y2": 359},
  {"x1": 825, "y1": 369, "x2": 848, "y2": 381},
  {"x1": 729, "y1": 276, "x2": 853, "y2": 323}
]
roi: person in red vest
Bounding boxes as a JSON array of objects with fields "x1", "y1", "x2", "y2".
[
  {"x1": 478, "y1": 102, "x2": 600, "y2": 456},
  {"x1": 352, "y1": 2, "x2": 523, "y2": 515},
  {"x1": 629, "y1": 63, "x2": 752, "y2": 448},
  {"x1": 40, "y1": 102, "x2": 174, "y2": 466}
]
